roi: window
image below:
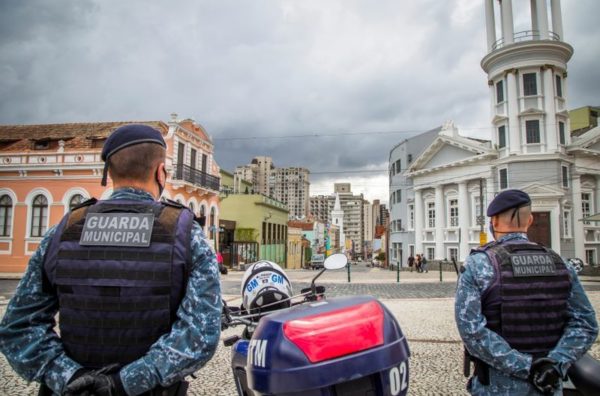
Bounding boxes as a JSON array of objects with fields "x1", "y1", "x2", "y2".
[
  {"x1": 556, "y1": 75, "x2": 563, "y2": 98},
  {"x1": 449, "y1": 199, "x2": 459, "y2": 227},
  {"x1": 0, "y1": 195, "x2": 12, "y2": 237},
  {"x1": 523, "y1": 73, "x2": 537, "y2": 96},
  {"x1": 408, "y1": 154, "x2": 413, "y2": 164},
  {"x1": 69, "y1": 194, "x2": 85, "y2": 210},
  {"x1": 189, "y1": 202, "x2": 195, "y2": 214},
  {"x1": 498, "y1": 125, "x2": 506, "y2": 148},
  {"x1": 395, "y1": 189, "x2": 402, "y2": 203},
  {"x1": 585, "y1": 250, "x2": 596, "y2": 266},
  {"x1": 395, "y1": 159, "x2": 401, "y2": 174},
  {"x1": 427, "y1": 202, "x2": 436, "y2": 228},
  {"x1": 496, "y1": 80, "x2": 504, "y2": 103},
  {"x1": 473, "y1": 196, "x2": 482, "y2": 227},
  {"x1": 426, "y1": 247, "x2": 435, "y2": 261},
  {"x1": 561, "y1": 166, "x2": 569, "y2": 188},
  {"x1": 559, "y1": 121, "x2": 566, "y2": 145},
  {"x1": 563, "y1": 210, "x2": 572, "y2": 238},
  {"x1": 526, "y1": 120, "x2": 540, "y2": 144},
  {"x1": 499, "y1": 168, "x2": 508, "y2": 190},
  {"x1": 448, "y1": 247, "x2": 458, "y2": 262},
  {"x1": 408, "y1": 204, "x2": 414, "y2": 230},
  {"x1": 34, "y1": 140, "x2": 50, "y2": 150},
  {"x1": 31, "y1": 194, "x2": 48, "y2": 237},
  {"x1": 582, "y1": 193, "x2": 591, "y2": 224}
]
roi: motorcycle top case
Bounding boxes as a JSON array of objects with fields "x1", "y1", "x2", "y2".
[{"x1": 239, "y1": 295, "x2": 410, "y2": 396}]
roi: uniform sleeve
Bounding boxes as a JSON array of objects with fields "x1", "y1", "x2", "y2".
[
  {"x1": 0, "y1": 226, "x2": 83, "y2": 394},
  {"x1": 120, "y1": 223, "x2": 222, "y2": 395},
  {"x1": 547, "y1": 265, "x2": 599, "y2": 378},
  {"x1": 454, "y1": 253, "x2": 532, "y2": 379}
]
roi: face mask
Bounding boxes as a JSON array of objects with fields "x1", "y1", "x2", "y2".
[{"x1": 488, "y1": 221, "x2": 495, "y2": 240}]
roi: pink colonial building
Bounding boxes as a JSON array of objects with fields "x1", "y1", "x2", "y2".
[{"x1": 0, "y1": 114, "x2": 221, "y2": 273}]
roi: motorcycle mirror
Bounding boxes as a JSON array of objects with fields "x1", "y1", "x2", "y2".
[{"x1": 324, "y1": 253, "x2": 348, "y2": 270}]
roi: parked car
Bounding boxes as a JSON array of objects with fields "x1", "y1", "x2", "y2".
[{"x1": 311, "y1": 253, "x2": 325, "y2": 270}]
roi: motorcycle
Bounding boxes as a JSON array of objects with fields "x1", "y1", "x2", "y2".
[{"x1": 221, "y1": 253, "x2": 411, "y2": 396}]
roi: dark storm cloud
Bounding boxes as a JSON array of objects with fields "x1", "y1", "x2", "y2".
[{"x1": 0, "y1": 0, "x2": 599, "y2": 200}]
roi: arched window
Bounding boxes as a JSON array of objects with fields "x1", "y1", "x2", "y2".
[
  {"x1": 0, "y1": 195, "x2": 13, "y2": 237},
  {"x1": 210, "y1": 207, "x2": 216, "y2": 239},
  {"x1": 31, "y1": 194, "x2": 48, "y2": 237},
  {"x1": 189, "y1": 202, "x2": 195, "y2": 215},
  {"x1": 69, "y1": 194, "x2": 86, "y2": 210}
]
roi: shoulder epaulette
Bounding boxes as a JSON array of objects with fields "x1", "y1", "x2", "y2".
[
  {"x1": 161, "y1": 198, "x2": 186, "y2": 209},
  {"x1": 70, "y1": 197, "x2": 98, "y2": 211}
]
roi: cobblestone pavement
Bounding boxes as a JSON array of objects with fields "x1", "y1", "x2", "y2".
[{"x1": 1, "y1": 269, "x2": 599, "y2": 395}]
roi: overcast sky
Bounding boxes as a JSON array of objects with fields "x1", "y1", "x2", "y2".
[{"x1": 1, "y1": 0, "x2": 599, "y2": 203}]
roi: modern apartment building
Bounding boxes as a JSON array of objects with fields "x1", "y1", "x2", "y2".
[
  {"x1": 272, "y1": 166, "x2": 310, "y2": 219},
  {"x1": 235, "y1": 156, "x2": 311, "y2": 220}
]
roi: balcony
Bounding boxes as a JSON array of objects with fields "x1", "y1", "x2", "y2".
[
  {"x1": 173, "y1": 164, "x2": 220, "y2": 191},
  {"x1": 492, "y1": 30, "x2": 560, "y2": 51}
]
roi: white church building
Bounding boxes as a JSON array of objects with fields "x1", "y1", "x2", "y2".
[{"x1": 389, "y1": 0, "x2": 600, "y2": 267}]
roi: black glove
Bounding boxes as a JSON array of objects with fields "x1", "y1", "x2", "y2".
[
  {"x1": 529, "y1": 357, "x2": 561, "y2": 395},
  {"x1": 64, "y1": 364, "x2": 126, "y2": 396}
]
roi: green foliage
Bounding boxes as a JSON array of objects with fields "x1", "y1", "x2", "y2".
[
  {"x1": 376, "y1": 251, "x2": 386, "y2": 261},
  {"x1": 235, "y1": 228, "x2": 257, "y2": 242}
]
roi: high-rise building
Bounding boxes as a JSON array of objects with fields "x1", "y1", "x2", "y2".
[
  {"x1": 272, "y1": 166, "x2": 310, "y2": 219},
  {"x1": 235, "y1": 156, "x2": 311, "y2": 219}
]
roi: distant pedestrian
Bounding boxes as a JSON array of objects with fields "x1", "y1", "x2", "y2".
[
  {"x1": 421, "y1": 254, "x2": 428, "y2": 273},
  {"x1": 415, "y1": 254, "x2": 422, "y2": 273},
  {"x1": 407, "y1": 254, "x2": 415, "y2": 272}
]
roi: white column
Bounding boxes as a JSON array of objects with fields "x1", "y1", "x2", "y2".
[
  {"x1": 543, "y1": 67, "x2": 558, "y2": 152},
  {"x1": 485, "y1": 0, "x2": 497, "y2": 52},
  {"x1": 459, "y1": 181, "x2": 470, "y2": 261},
  {"x1": 435, "y1": 185, "x2": 445, "y2": 260},
  {"x1": 501, "y1": 0, "x2": 515, "y2": 45},
  {"x1": 535, "y1": 0, "x2": 550, "y2": 40},
  {"x1": 486, "y1": 176, "x2": 495, "y2": 241},
  {"x1": 550, "y1": 205, "x2": 561, "y2": 254},
  {"x1": 414, "y1": 189, "x2": 423, "y2": 255},
  {"x1": 596, "y1": 176, "x2": 600, "y2": 217},
  {"x1": 572, "y1": 176, "x2": 585, "y2": 258},
  {"x1": 551, "y1": 0, "x2": 563, "y2": 40},
  {"x1": 531, "y1": 0, "x2": 539, "y2": 33},
  {"x1": 507, "y1": 71, "x2": 521, "y2": 154}
]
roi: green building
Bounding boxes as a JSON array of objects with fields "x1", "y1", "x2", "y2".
[
  {"x1": 570, "y1": 106, "x2": 599, "y2": 137},
  {"x1": 219, "y1": 170, "x2": 289, "y2": 268}
]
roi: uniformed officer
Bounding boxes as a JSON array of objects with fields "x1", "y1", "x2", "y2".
[
  {"x1": 455, "y1": 189, "x2": 598, "y2": 395},
  {"x1": 0, "y1": 124, "x2": 222, "y2": 395}
]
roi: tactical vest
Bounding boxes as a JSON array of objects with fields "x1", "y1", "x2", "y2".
[
  {"x1": 43, "y1": 199, "x2": 194, "y2": 368},
  {"x1": 476, "y1": 239, "x2": 571, "y2": 356}
]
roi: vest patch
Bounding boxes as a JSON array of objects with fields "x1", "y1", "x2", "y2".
[
  {"x1": 510, "y1": 253, "x2": 557, "y2": 277},
  {"x1": 80, "y1": 213, "x2": 155, "y2": 247}
]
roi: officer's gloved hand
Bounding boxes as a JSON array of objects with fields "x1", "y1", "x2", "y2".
[
  {"x1": 529, "y1": 357, "x2": 561, "y2": 395},
  {"x1": 64, "y1": 364, "x2": 126, "y2": 396}
]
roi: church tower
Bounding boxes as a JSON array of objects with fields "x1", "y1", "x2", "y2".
[
  {"x1": 331, "y1": 193, "x2": 345, "y2": 252},
  {"x1": 482, "y1": 0, "x2": 572, "y2": 156},
  {"x1": 481, "y1": 0, "x2": 578, "y2": 256}
]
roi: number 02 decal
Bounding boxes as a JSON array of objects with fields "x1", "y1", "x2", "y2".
[{"x1": 389, "y1": 361, "x2": 408, "y2": 395}]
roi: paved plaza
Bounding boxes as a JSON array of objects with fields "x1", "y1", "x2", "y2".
[{"x1": 1, "y1": 267, "x2": 599, "y2": 395}]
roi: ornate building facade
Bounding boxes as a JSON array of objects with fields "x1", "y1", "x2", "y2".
[{"x1": 0, "y1": 115, "x2": 221, "y2": 273}]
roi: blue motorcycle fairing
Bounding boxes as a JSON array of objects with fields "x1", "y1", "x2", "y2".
[{"x1": 232, "y1": 295, "x2": 410, "y2": 396}]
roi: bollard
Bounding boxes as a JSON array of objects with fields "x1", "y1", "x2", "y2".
[
  {"x1": 439, "y1": 261, "x2": 443, "y2": 282},
  {"x1": 347, "y1": 260, "x2": 351, "y2": 283},
  {"x1": 397, "y1": 262, "x2": 400, "y2": 283}
]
